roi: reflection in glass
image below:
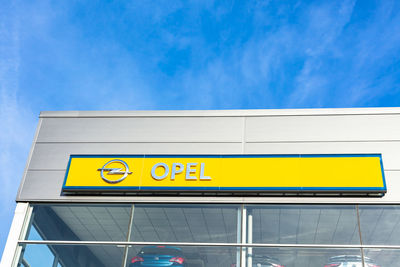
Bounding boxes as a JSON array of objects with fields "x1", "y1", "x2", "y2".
[
  {"x1": 364, "y1": 248, "x2": 399, "y2": 267},
  {"x1": 19, "y1": 228, "x2": 55, "y2": 267},
  {"x1": 18, "y1": 244, "x2": 239, "y2": 267},
  {"x1": 18, "y1": 244, "x2": 125, "y2": 267},
  {"x1": 247, "y1": 205, "x2": 359, "y2": 244},
  {"x1": 248, "y1": 247, "x2": 362, "y2": 267},
  {"x1": 359, "y1": 205, "x2": 400, "y2": 245},
  {"x1": 130, "y1": 204, "x2": 240, "y2": 243},
  {"x1": 126, "y1": 245, "x2": 239, "y2": 267},
  {"x1": 26, "y1": 204, "x2": 132, "y2": 241}
]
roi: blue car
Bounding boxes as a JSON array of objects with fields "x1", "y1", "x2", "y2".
[{"x1": 129, "y1": 246, "x2": 186, "y2": 267}]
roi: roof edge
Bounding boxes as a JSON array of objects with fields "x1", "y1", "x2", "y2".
[{"x1": 39, "y1": 107, "x2": 400, "y2": 118}]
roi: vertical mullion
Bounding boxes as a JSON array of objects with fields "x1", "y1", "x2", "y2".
[
  {"x1": 52, "y1": 255, "x2": 59, "y2": 267},
  {"x1": 122, "y1": 204, "x2": 135, "y2": 267},
  {"x1": 247, "y1": 210, "x2": 253, "y2": 267},
  {"x1": 241, "y1": 204, "x2": 247, "y2": 267},
  {"x1": 236, "y1": 205, "x2": 242, "y2": 267},
  {"x1": 356, "y1": 205, "x2": 366, "y2": 267},
  {"x1": 13, "y1": 203, "x2": 33, "y2": 267},
  {"x1": 19, "y1": 204, "x2": 34, "y2": 241}
]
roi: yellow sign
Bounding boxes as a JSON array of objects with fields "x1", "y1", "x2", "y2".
[{"x1": 62, "y1": 154, "x2": 386, "y2": 193}]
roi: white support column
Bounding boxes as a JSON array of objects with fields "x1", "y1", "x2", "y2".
[
  {"x1": 236, "y1": 207, "x2": 242, "y2": 267},
  {"x1": 0, "y1": 202, "x2": 30, "y2": 267},
  {"x1": 241, "y1": 207, "x2": 247, "y2": 267},
  {"x1": 122, "y1": 204, "x2": 135, "y2": 267},
  {"x1": 247, "y1": 211, "x2": 253, "y2": 267}
]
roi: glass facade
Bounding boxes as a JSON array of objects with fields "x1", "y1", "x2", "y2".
[
  {"x1": 129, "y1": 204, "x2": 239, "y2": 243},
  {"x1": 248, "y1": 247, "x2": 363, "y2": 267},
  {"x1": 247, "y1": 205, "x2": 359, "y2": 244},
  {"x1": 359, "y1": 205, "x2": 400, "y2": 245},
  {"x1": 17, "y1": 204, "x2": 400, "y2": 267}
]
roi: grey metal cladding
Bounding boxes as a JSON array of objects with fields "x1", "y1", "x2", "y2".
[
  {"x1": 36, "y1": 117, "x2": 243, "y2": 142},
  {"x1": 28, "y1": 142, "x2": 243, "y2": 170},
  {"x1": 19, "y1": 170, "x2": 66, "y2": 200},
  {"x1": 245, "y1": 114, "x2": 400, "y2": 142},
  {"x1": 18, "y1": 115, "x2": 245, "y2": 201},
  {"x1": 245, "y1": 141, "x2": 400, "y2": 170},
  {"x1": 17, "y1": 170, "x2": 400, "y2": 203},
  {"x1": 16, "y1": 108, "x2": 400, "y2": 202},
  {"x1": 38, "y1": 108, "x2": 400, "y2": 118}
]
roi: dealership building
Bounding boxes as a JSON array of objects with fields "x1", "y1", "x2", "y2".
[{"x1": 2, "y1": 108, "x2": 400, "y2": 267}]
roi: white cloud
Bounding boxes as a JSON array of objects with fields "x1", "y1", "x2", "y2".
[
  {"x1": 0, "y1": 0, "x2": 36, "y2": 255},
  {"x1": 1, "y1": 0, "x2": 400, "y2": 255},
  {"x1": 287, "y1": 0, "x2": 356, "y2": 107}
]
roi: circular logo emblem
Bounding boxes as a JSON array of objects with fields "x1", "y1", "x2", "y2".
[{"x1": 97, "y1": 159, "x2": 132, "y2": 184}]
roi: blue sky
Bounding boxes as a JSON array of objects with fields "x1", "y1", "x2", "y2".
[{"x1": 1, "y1": 0, "x2": 400, "y2": 256}]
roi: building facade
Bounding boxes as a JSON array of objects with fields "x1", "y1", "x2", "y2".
[{"x1": 2, "y1": 108, "x2": 400, "y2": 267}]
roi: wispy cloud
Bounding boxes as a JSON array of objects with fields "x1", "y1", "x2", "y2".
[
  {"x1": 11, "y1": 0, "x2": 400, "y2": 111},
  {"x1": 265, "y1": 0, "x2": 357, "y2": 107},
  {"x1": 0, "y1": 0, "x2": 36, "y2": 254},
  {"x1": 1, "y1": 0, "x2": 400, "y2": 255},
  {"x1": 286, "y1": 0, "x2": 400, "y2": 107}
]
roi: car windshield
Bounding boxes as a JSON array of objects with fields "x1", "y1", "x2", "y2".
[{"x1": 139, "y1": 247, "x2": 182, "y2": 255}]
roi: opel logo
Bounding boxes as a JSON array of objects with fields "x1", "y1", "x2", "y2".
[{"x1": 97, "y1": 159, "x2": 132, "y2": 184}]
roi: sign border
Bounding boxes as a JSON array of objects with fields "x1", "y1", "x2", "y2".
[{"x1": 62, "y1": 154, "x2": 387, "y2": 194}]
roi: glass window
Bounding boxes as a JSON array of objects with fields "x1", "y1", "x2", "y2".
[
  {"x1": 359, "y1": 205, "x2": 400, "y2": 245},
  {"x1": 20, "y1": 228, "x2": 56, "y2": 267},
  {"x1": 25, "y1": 203, "x2": 400, "y2": 267},
  {"x1": 18, "y1": 244, "x2": 239, "y2": 267},
  {"x1": 126, "y1": 245, "x2": 239, "y2": 267},
  {"x1": 363, "y1": 248, "x2": 400, "y2": 267},
  {"x1": 18, "y1": 244, "x2": 125, "y2": 267},
  {"x1": 247, "y1": 205, "x2": 360, "y2": 244},
  {"x1": 248, "y1": 247, "x2": 362, "y2": 267},
  {"x1": 26, "y1": 204, "x2": 240, "y2": 243},
  {"x1": 130, "y1": 204, "x2": 240, "y2": 243},
  {"x1": 26, "y1": 204, "x2": 132, "y2": 241}
]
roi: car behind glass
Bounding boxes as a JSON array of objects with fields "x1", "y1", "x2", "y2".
[
  {"x1": 231, "y1": 255, "x2": 285, "y2": 267},
  {"x1": 324, "y1": 255, "x2": 380, "y2": 267},
  {"x1": 252, "y1": 255, "x2": 285, "y2": 267},
  {"x1": 129, "y1": 246, "x2": 186, "y2": 267}
]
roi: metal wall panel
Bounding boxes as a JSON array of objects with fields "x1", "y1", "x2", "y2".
[
  {"x1": 378, "y1": 171, "x2": 400, "y2": 202},
  {"x1": 18, "y1": 171, "x2": 66, "y2": 200},
  {"x1": 245, "y1": 114, "x2": 400, "y2": 142},
  {"x1": 245, "y1": 141, "x2": 400, "y2": 170},
  {"x1": 17, "y1": 170, "x2": 400, "y2": 204},
  {"x1": 37, "y1": 117, "x2": 244, "y2": 142},
  {"x1": 38, "y1": 108, "x2": 400, "y2": 117},
  {"x1": 16, "y1": 109, "x2": 400, "y2": 203},
  {"x1": 28, "y1": 142, "x2": 243, "y2": 170}
]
